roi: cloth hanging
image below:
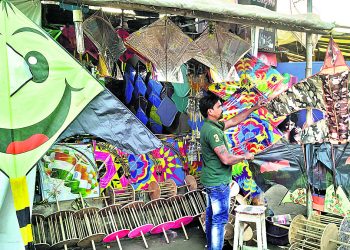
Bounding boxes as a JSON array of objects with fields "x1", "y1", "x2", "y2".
[
  {"x1": 133, "y1": 75, "x2": 147, "y2": 97},
  {"x1": 148, "y1": 91, "x2": 162, "y2": 108},
  {"x1": 147, "y1": 79, "x2": 163, "y2": 96},
  {"x1": 156, "y1": 96, "x2": 178, "y2": 127},
  {"x1": 136, "y1": 106, "x2": 148, "y2": 125},
  {"x1": 124, "y1": 65, "x2": 136, "y2": 104},
  {"x1": 171, "y1": 65, "x2": 190, "y2": 97},
  {"x1": 150, "y1": 118, "x2": 163, "y2": 134},
  {"x1": 150, "y1": 105, "x2": 162, "y2": 125},
  {"x1": 171, "y1": 92, "x2": 188, "y2": 113}
]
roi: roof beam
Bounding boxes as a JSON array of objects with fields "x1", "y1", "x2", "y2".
[{"x1": 62, "y1": 0, "x2": 335, "y2": 34}]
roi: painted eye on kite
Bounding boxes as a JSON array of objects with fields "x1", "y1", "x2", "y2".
[{"x1": 24, "y1": 51, "x2": 49, "y2": 83}]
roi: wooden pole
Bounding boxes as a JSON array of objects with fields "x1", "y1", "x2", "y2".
[{"x1": 80, "y1": 193, "x2": 96, "y2": 250}]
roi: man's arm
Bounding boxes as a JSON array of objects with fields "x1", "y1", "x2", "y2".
[
  {"x1": 223, "y1": 106, "x2": 258, "y2": 130},
  {"x1": 214, "y1": 145, "x2": 254, "y2": 165},
  {"x1": 223, "y1": 99, "x2": 267, "y2": 130}
]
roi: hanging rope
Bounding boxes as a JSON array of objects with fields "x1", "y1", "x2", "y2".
[
  {"x1": 165, "y1": 16, "x2": 169, "y2": 82},
  {"x1": 213, "y1": 22, "x2": 225, "y2": 81}
]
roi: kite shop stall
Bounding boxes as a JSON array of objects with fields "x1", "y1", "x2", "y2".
[{"x1": 2, "y1": 1, "x2": 350, "y2": 250}]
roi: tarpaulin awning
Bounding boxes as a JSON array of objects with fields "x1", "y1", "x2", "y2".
[{"x1": 62, "y1": 0, "x2": 336, "y2": 33}]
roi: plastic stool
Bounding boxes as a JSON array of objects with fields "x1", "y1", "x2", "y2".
[{"x1": 233, "y1": 205, "x2": 267, "y2": 250}]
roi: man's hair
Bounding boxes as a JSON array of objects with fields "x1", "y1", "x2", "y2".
[{"x1": 199, "y1": 93, "x2": 220, "y2": 118}]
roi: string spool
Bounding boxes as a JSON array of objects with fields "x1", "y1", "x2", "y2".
[
  {"x1": 143, "y1": 198, "x2": 175, "y2": 244},
  {"x1": 224, "y1": 223, "x2": 234, "y2": 241},
  {"x1": 106, "y1": 184, "x2": 135, "y2": 206},
  {"x1": 184, "y1": 175, "x2": 197, "y2": 191},
  {"x1": 223, "y1": 214, "x2": 253, "y2": 242},
  {"x1": 288, "y1": 215, "x2": 350, "y2": 250},
  {"x1": 74, "y1": 196, "x2": 105, "y2": 250},
  {"x1": 224, "y1": 215, "x2": 235, "y2": 240},
  {"x1": 194, "y1": 174, "x2": 203, "y2": 190},
  {"x1": 183, "y1": 189, "x2": 206, "y2": 218},
  {"x1": 98, "y1": 204, "x2": 130, "y2": 249},
  {"x1": 46, "y1": 210, "x2": 79, "y2": 250},
  {"x1": 199, "y1": 212, "x2": 206, "y2": 232},
  {"x1": 185, "y1": 174, "x2": 203, "y2": 190},
  {"x1": 166, "y1": 195, "x2": 194, "y2": 240},
  {"x1": 199, "y1": 212, "x2": 252, "y2": 243},
  {"x1": 309, "y1": 213, "x2": 342, "y2": 226},
  {"x1": 227, "y1": 228, "x2": 255, "y2": 246},
  {"x1": 229, "y1": 192, "x2": 249, "y2": 214},
  {"x1": 148, "y1": 179, "x2": 177, "y2": 200},
  {"x1": 120, "y1": 201, "x2": 153, "y2": 249},
  {"x1": 31, "y1": 214, "x2": 50, "y2": 250},
  {"x1": 309, "y1": 213, "x2": 350, "y2": 249}
]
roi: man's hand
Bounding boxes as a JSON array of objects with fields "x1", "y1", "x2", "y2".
[
  {"x1": 224, "y1": 98, "x2": 267, "y2": 130},
  {"x1": 254, "y1": 98, "x2": 268, "y2": 110},
  {"x1": 244, "y1": 152, "x2": 254, "y2": 160}
]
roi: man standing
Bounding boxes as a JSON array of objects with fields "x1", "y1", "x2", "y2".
[{"x1": 199, "y1": 93, "x2": 264, "y2": 250}]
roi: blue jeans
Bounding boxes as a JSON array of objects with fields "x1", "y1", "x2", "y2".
[{"x1": 205, "y1": 184, "x2": 230, "y2": 250}]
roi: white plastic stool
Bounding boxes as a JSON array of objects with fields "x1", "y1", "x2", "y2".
[{"x1": 233, "y1": 205, "x2": 267, "y2": 250}]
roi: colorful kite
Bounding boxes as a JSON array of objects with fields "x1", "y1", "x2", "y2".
[
  {"x1": 150, "y1": 141, "x2": 185, "y2": 185},
  {"x1": 232, "y1": 160, "x2": 262, "y2": 197},
  {"x1": 39, "y1": 144, "x2": 99, "y2": 202},
  {"x1": 268, "y1": 39, "x2": 349, "y2": 144},
  {"x1": 318, "y1": 39, "x2": 350, "y2": 143},
  {"x1": 128, "y1": 153, "x2": 157, "y2": 190},
  {"x1": 0, "y1": 2, "x2": 161, "y2": 248},
  {"x1": 209, "y1": 53, "x2": 286, "y2": 154},
  {"x1": 0, "y1": 1, "x2": 104, "y2": 248},
  {"x1": 209, "y1": 53, "x2": 289, "y2": 196},
  {"x1": 94, "y1": 142, "x2": 129, "y2": 190}
]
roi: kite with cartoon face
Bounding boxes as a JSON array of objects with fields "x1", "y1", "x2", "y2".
[{"x1": 0, "y1": 1, "x2": 103, "y2": 248}]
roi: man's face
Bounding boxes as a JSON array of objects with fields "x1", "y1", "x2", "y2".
[{"x1": 209, "y1": 100, "x2": 223, "y2": 120}]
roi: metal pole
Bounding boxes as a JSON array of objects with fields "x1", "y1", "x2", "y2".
[
  {"x1": 251, "y1": 26, "x2": 259, "y2": 57},
  {"x1": 305, "y1": 0, "x2": 313, "y2": 217},
  {"x1": 305, "y1": 0, "x2": 313, "y2": 78}
]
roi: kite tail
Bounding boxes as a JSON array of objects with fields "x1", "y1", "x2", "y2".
[{"x1": 10, "y1": 177, "x2": 35, "y2": 250}]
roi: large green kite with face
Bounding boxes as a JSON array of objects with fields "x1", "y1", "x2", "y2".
[{"x1": 0, "y1": 1, "x2": 105, "y2": 248}]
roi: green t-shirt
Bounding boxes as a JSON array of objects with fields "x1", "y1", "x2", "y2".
[{"x1": 200, "y1": 119, "x2": 231, "y2": 186}]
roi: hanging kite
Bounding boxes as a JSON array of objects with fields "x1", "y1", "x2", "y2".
[
  {"x1": 267, "y1": 77, "x2": 327, "y2": 144},
  {"x1": 83, "y1": 13, "x2": 126, "y2": 74},
  {"x1": 192, "y1": 23, "x2": 250, "y2": 81},
  {"x1": 251, "y1": 142, "x2": 307, "y2": 194},
  {"x1": 126, "y1": 17, "x2": 196, "y2": 82}
]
